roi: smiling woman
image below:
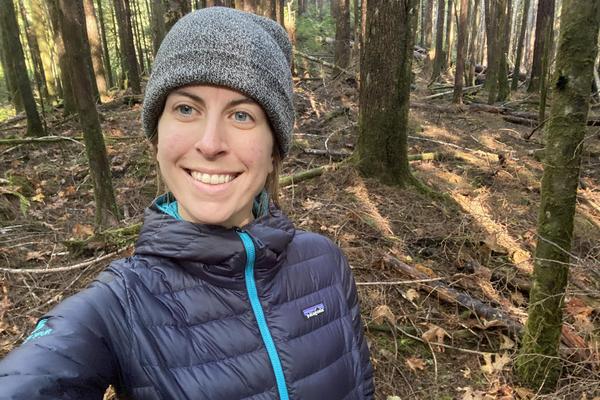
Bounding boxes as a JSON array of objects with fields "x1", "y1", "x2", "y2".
[{"x1": 0, "y1": 7, "x2": 374, "y2": 400}]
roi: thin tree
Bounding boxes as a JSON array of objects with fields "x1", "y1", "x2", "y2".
[
  {"x1": 496, "y1": 0, "x2": 511, "y2": 101},
  {"x1": 113, "y1": 0, "x2": 141, "y2": 93},
  {"x1": 334, "y1": 0, "x2": 351, "y2": 69},
  {"x1": 422, "y1": 0, "x2": 433, "y2": 49},
  {"x1": 46, "y1": 0, "x2": 77, "y2": 115},
  {"x1": 17, "y1": 0, "x2": 50, "y2": 103},
  {"x1": 29, "y1": 0, "x2": 58, "y2": 102},
  {"x1": 453, "y1": 0, "x2": 468, "y2": 103},
  {"x1": 83, "y1": 0, "x2": 108, "y2": 97},
  {"x1": 96, "y1": 0, "x2": 114, "y2": 89},
  {"x1": 512, "y1": 0, "x2": 530, "y2": 89},
  {"x1": 358, "y1": 0, "x2": 418, "y2": 186},
  {"x1": 243, "y1": 0, "x2": 259, "y2": 12},
  {"x1": 444, "y1": 0, "x2": 454, "y2": 69},
  {"x1": 430, "y1": 0, "x2": 446, "y2": 82},
  {"x1": 515, "y1": 0, "x2": 600, "y2": 390},
  {"x1": 58, "y1": 0, "x2": 120, "y2": 228},
  {"x1": 0, "y1": 0, "x2": 44, "y2": 136},
  {"x1": 527, "y1": 0, "x2": 555, "y2": 92},
  {"x1": 0, "y1": 24, "x2": 24, "y2": 112}
]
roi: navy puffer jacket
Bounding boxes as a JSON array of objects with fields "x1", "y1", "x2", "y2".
[{"x1": 0, "y1": 201, "x2": 374, "y2": 399}]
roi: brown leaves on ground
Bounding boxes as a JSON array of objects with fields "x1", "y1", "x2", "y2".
[
  {"x1": 480, "y1": 352, "x2": 511, "y2": 375},
  {"x1": 405, "y1": 356, "x2": 427, "y2": 372},
  {"x1": 371, "y1": 304, "x2": 397, "y2": 326},
  {"x1": 421, "y1": 323, "x2": 450, "y2": 352}
]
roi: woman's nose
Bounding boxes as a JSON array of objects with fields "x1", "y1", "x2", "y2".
[{"x1": 194, "y1": 116, "x2": 227, "y2": 158}]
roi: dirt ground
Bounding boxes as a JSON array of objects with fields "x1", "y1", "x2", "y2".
[{"x1": 1, "y1": 67, "x2": 600, "y2": 399}]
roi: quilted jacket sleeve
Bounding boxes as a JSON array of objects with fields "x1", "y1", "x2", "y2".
[
  {"x1": 0, "y1": 270, "x2": 126, "y2": 400},
  {"x1": 334, "y1": 245, "x2": 375, "y2": 398}
]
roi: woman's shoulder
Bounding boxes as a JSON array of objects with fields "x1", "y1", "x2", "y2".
[{"x1": 285, "y1": 230, "x2": 348, "y2": 272}]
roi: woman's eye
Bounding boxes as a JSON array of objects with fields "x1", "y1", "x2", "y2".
[
  {"x1": 233, "y1": 111, "x2": 251, "y2": 123},
  {"x1": 176, "y1": 104, "x2": 194, "y2": 116}
]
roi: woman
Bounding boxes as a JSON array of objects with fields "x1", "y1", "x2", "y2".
[{"x1": 0, "y1": 7, "x2": 374, "y2": 399}]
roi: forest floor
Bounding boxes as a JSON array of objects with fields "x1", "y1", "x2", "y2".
[{"x1": 1, "y1": 61, "x2": 600, "y2": 399}]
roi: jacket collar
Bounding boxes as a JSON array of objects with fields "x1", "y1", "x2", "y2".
[{"x1": 134, "y1": 196, "x2": 295, "y2": 290}]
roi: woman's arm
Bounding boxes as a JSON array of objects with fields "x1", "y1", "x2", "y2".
[{"x1": 0, "y1": 271, "x2": 124, "y2": 400}]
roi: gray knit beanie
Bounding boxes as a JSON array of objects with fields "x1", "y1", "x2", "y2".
[{"x1": 142, "y1": 7, "x2": 294, "y2": 156}]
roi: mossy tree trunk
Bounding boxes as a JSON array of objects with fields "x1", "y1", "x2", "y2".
[
  {"x1": 358, "y1": 0, "x2": 417, "y2": 187},
  {"x1": 29, "y1": 0, "x2": 58, "y2": 102},
  {"x1": 334, "y1": 0, "x2": 351, "y2": 70},
  {"x1": 515, "y1": 0, "x2": 600, "y2": 391},
  {"x1": 496, "y1": 0, "x2": 511, "y2": 101},
  {"x1": 0, "y1": 0, "x2": 44, "y2": 137},
  {"x1": 430, "y1": 0, "x2": 445, "y2": 82},
  {"x1": 444, "y1": 0, "x2": 453, "y2": 70},
  {"x1": 512, "y1": 0, "x2": 530, "y2": 90},
  {"x1": 58, "y1": 0, "x2": 120, "y2": 228}
]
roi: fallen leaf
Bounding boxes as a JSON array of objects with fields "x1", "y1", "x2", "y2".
[
  {"x1": 72, "y1": 224, "x2": 94, "y2": 238},
  {"x1": 499, "y1": 334, "x2": 515, "y2": 350},
  {"x1": 421, "y1": 323, "x2": 450, "y2": 352},
  {"x1": 405, "y1": 356, "x2": 426, "y2": 372},
  {"x1": 481, "y1": 352, "x2": 511, "y2": 375},
  {"x1": 25, "y1": 251, "x2": 47, "y2": 262},
  {"x1": 513, "y1": 386, "x2": 535, "y2": 399},
  {"x1": 31, "y1": 189, "x2": 45, "y2": 203},
  {"x1": 371, "y1": 305, "x2": 396, "y2": 325},
  {"x1": 458, "y1": 386, "x2": 485, "y2": 400},
  {"x1": 404, "y1": 288, "x2": 420, "y2": 302}
]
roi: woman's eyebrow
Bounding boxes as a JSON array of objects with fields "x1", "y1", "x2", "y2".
[
  {"x1": 172, "y1": 89, "x2": 205, "y2": 105},
  {"x1": 226, "y1": 97, "x2": 258, "y2": 108}
]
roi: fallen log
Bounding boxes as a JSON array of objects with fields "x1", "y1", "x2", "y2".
[
  {"x1": 0, "y1": 113, "x2": 26, "y2": 128},
  {"x1": 385, "y1": 254, "x2": 598, "y2": 364},
  {"x1": 420, "y1": 84, "x2": 483, "y2": 100},
  {"x1": 293, "y1": 50, "x2": 356, "y2": 78},
  {"x1": 503, "y1": 115, "x2": 537, "y2": 127}
]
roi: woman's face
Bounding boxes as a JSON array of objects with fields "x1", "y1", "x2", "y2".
[{"x1": 156, "y1": 85, "x2": 274, "y2": 228}]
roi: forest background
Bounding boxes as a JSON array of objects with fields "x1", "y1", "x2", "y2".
[{"x1": 0, "y1": 0, "x2": 599, "y2": 399}]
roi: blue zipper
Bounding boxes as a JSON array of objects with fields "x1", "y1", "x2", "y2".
[{"x1": 236, "y1": 230, "x2": 290, "y2": 400}]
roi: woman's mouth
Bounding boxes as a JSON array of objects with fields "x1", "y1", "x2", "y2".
[{"x1": 187, "y1": 170, "x2": 239, "y2": 185}]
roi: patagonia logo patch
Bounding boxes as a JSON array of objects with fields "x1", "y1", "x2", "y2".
[
  {"x1": 24, "y1": 318, "x2": 53, "y2": 343},
  {"x1": 302, "y1": 303, "x2": 325, "y2": 319}
]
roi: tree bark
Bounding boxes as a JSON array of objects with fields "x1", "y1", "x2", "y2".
[
  {"x1": 150, "y1": 0, "x2": 166, "y2": 55},
  {"x1": 0, "y1": 20, "x2": 24, "y2": 112},
  {"x1": 0, "y1": 0, "x2": 44, "y2": 136},
  {"x1": 358, "y1": 0, "x2": 417, "y2": 186},
  {"x1": 422, "y1": 0, "x2": 433, "y2": 49},
  {"x1": 243, "y1": 0, "x2": 258, "y2": 12},
  {"x1": 83, "y1": 0, "x2": 108, "y2": 97},
  {"x1": 29, "y1": 0, "x2": 59, "y2": 101},
  {"x1": 515, "y1": 0, "x2": 600, "y2": 390},
  {"x1": 129, "y1": 0, "x2": 146, "y2": 73},
  {"x1": 112, "y1": 0, "x2": 141, "y2": 93},
  {"x1": 527, "y1": 0, "x2": 555, "y2": 92},
  {"x1": 58, "y1": 0, "x2": 120, "y2": 228},
  {"x1": 444, "y1": 0, "x2": 454, "y2": 69},
  {"x1": 96, "y1": 0, "x2": 114, "y2": 89},
  {"x1": 334, "y1": 0, "x2": 351, "y2": 70},
  {"x1": 453, "y1": 0, "x2": 468, "y2": 103},
  {"x1": 46, "y1": 0, "x2": 77, "y2": 115},
  {"x1": 512, "y1": 0, "x2": 530, "y2": 89},
  {"x1": 430, "y1": 0, "x2": 445, "y2": 82},
  {"x1": 496, "y1": 0, "x2": 511, "y2": 101}
]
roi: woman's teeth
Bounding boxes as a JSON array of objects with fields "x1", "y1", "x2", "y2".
[{"x1": 190, "y1": 171, "x2": 236, "y2": 185}]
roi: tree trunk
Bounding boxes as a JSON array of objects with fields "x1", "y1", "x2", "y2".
[
  {"x1": 334, "y1": 0, "x2": 351, "y2": 70},
  {"x1": 0, "y1": 21, "x2": 24, "y2": 112},
  {"x1": 512, "y1": 0, "x2": 530, "y2": 89},
  {"x1": 46, "y1": 0, "x2": 77, "y2": 115},
  {"x1": 17, "y1": 0, "x2": 50, "y2": 103},
  {"x1": 422, "y1": 0, "x2": 433, "y2": 49},
  {"x1": 444, "y1": 0, "x2": 454, "y2": 69},
  {"x1": 453, "y1": 0, "x2": 468, "y2": 103},
  {"x1": 96, "y1": 0, "x2": 115, "y2": 89},
  {"x1": 130, "y1": 0, "x2": 146, "y2": 74},
  {"x1": 164, "y1": 0, "x2": 191, "y2": 33},
  {"x1": 358, "y1": 0, "x2": 417, "y2": 186},
  {"x1": 113, "y1": 0, "x2": 141, "y2": 93},
  {"x1": 243, "y1": 0, "x2": 258, "y2": 12},
  {"x1": 430, "y1": 0, "x2": 445, "y2": 82},
  {"x1": 0, "y1": 0, "x2": 44, "y2": 136},
  {"x1": 516, "y1": 0, "x2": 599, "y2": 390},
  {"x1": 58, "y1": 0, "x2": 120, "y2": 228},
  {"x1": 466, "y1": 0, "x2": 480, "y2": 86},
  {"x1": 150, "y1": 0, "x2": 166, "y2": 55},
  {"x1": 527, "y1": 0, "x2": 555, "y2": 92},
  {"x1": 496, "y1": 0, "x2": 511, "y2": 101},
  {"x1": 29, "y1": 0, "x2": 58, "y2": 102},
  {"x1": 83, "y1": 0, "x2": 108, "y2": 97}
]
